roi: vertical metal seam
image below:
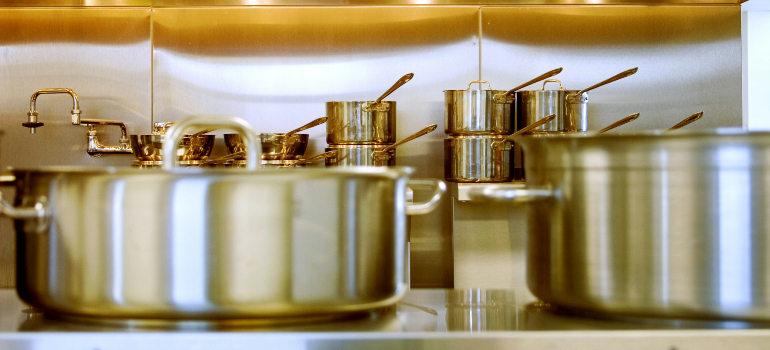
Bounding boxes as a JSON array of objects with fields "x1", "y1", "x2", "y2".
[
  {"x1": 478, "y1": 6, "x2": 483, "y2": 81},
  {"x1": 150, "y1": 6, "x2": 155, "y2": 127}
]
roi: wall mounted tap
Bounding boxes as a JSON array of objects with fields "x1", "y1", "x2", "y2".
[
  {"x1": 23, "y1": 88, "x2": 133, "y2": 156},
  {"x1": 23, "y1": 88, "x2": 81, "y2": 133}
]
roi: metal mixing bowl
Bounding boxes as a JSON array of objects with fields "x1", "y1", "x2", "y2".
[
  {"x1": 129, "y1": 134, "x2": 215, "y2": 162},
  {"x1": 225, "y1": 133, "x2": 309, "y2": 160}
]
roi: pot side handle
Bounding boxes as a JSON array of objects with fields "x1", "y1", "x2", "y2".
[
  {"x1": 163, "y1": 116, "x2": 262, "y2": 171},
  {"x1": 0, "y1": 192, "x2": 50, "y2": 233},
  {"x1": 467, "y1": 184, "x2": 554, "y2": 204},
  {"x1": 406, "y1": 179, "x2": 447, "y2": 215}
]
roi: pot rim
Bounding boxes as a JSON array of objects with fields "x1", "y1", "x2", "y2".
[
  {"x1": 516, "y1": 127, "x2": 754, "y2": 141},
  {"x1": 7, "y1": 165, "x2": 415, "y2": 178}
]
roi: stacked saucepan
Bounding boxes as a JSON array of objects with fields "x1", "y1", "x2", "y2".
[
  {"x1": 444, "y1": 67, "x2": 642, "y2": 183},
  {"x1": 325, "y1": 73, "x2": 437, "y2": 167}
]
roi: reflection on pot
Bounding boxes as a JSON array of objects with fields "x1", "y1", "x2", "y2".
[{"x1": 445, "y1": 289, "x2": 519, "y2": 331}]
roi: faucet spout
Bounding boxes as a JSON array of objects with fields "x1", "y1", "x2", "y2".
[
  {"x1": 23, "y1": 88, "x2": 82, "y2": 133},
  {"x1": 23, "y1": 88, "x2": 133, "y2": 155}
]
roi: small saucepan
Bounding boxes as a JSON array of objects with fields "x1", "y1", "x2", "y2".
[
  {"x1": 326, "y1": 124, "x2": 437, "y2": 167},
  {"x1": 517, "y1": 67, "x2": 638, "y2": 133},
  {"x1": 326, "y1": 73, "x2": 413, "y2": 145}
]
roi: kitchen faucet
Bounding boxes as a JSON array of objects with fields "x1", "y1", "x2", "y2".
[{"x1": 22, "y1": 88, "x2": 133, "y2": 155}]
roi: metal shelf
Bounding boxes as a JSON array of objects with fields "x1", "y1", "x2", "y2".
[{"x1": 450, "y1": 182, "x2": 527, "y2": 202}]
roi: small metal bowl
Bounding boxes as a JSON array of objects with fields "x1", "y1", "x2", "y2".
[
  {"x1": 130, "y1": 134, "x2": 216, "y2": 162},
  {"x1": 224, "y1": 133, "x2": 309, "y2": 160}
]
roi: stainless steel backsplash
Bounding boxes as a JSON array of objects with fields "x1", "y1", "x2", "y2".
[{"x1": 0, "y1": 5, "x2": 741, "y2": 288}]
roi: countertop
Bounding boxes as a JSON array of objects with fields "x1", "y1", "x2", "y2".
[{"x1": 2, "y1": 288, "x2": 770, "y2": 349}]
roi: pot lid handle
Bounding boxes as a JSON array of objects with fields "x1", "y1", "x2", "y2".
[
  {"x1": 541, "y1": 79, "x2": 565, "y2": 91},
  {"x1": 466, "y1": 80, "x2": 492, "y2": 91},
  {"x1": 163, "y1": 116, "x2": 262, "y2": 171}
]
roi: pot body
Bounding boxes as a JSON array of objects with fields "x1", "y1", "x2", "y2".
[
  {"x1": 130, "y1": 135, "x2": 215, "y2": 162},
  {"x1": 326, "y1": 101, "x2": 396, "y2": 144},
  {"x1": 324, "y1": 145, "x2": 396, "y2": 167},
  {"x1": 224, "y1": 133, "x2": 308, "y2": 160},
  {"x1": 444, "y1": 89, "x2": 513, "y2": 135},
  {"x1": 518, "y1": 129, "x2": 770, "y2": 321},
  {"x1": 444, "y1": 136, "x2": 518, "y2": 183},
  {"x1": 12, "y1": 167, "x2": 411, "y2": 321},
  {"x1": 516, "y1": 90, "x2": 587, "y2": 133}
]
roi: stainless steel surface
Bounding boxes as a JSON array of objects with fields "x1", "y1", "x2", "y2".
[
  {"x1": 224, "y1": 133, "x2": 309, "y2": 160},
  {"x1": 326, "y1": 101, "x2": 397, "y2": 145},
  {"x1": 130, "y1": 134, "x2": 216, "y2": 161},
  {"x1": 469, "y1": 128, "x2": 770, "y2": 321},
  {"x1": 0, "y1": 4, "x2": 741, "y2": 291},
  {"x1": 444, "y1": 136, "x2": 515, "y2": 183},
  {"x1": 0, "y1": 8, "x2": 152, "y2": 287},
  {"x1": 668, "y1": 111, "x2": 705, "y2": 130},
  {"x1": 325, "y1": 144, "x2": 396, "y2": 167},
  {"x1": 444, "y1": 81, "x2": 513, "y2": 135},
  {"x1": 4, "y1": 288, "x2": 770, "y2": 350},
  {"x1": 482, "y1": 6, "x2": 741, "y2": 132},
  {"x1": 4, "y1": 164, "x2": 445, "y2": 320},
  {"x1": 0, "y1": 0, "x2": 747, "y2": 6},
  {"x1": 374, "y1": 73, "x2": 414, "y2": 105},
  {"x1": 152, "y1": 6, "x2": 478, "y2": 287}
]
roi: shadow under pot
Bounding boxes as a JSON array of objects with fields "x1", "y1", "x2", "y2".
[
  {"x1": 326, "y1": 101, "x2": 396, "y2": 144},
  {"x1": 224, "y1": 133, "x2": 309, "y2": 160},
  {"x1": 130, "y1": 134, "x2": 216, "y2": 162},
  {"x1": 325, "y1": 144, "x2": 396, "y2": 167},
  {"x1": 444, "y1": 135, "x2": 520, "y2": 183}
]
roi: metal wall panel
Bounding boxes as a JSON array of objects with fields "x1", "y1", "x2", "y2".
[
  {"x1": 480, "y1": 6, "x2": 742, "y2": 131},
  {"x1": 0, "y1": 8, "x2": 152, "y2": 287},
  {"x1": 153, "y1": 6, "x2": 480, "y2": 287}
]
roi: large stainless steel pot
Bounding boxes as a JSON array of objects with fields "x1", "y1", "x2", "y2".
[
  {"x1": 1, "y1": 116, "x2": 446, "y2": 322},
  {"x1": 516, "y1": 68, "x2": 637, "y2": 133},
  {"x1": 444, "y1": 68, "x2": 562, "y2": 135},
  {"x1": 469, "y1": 128, "x2": 770, "y2": 322}
]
